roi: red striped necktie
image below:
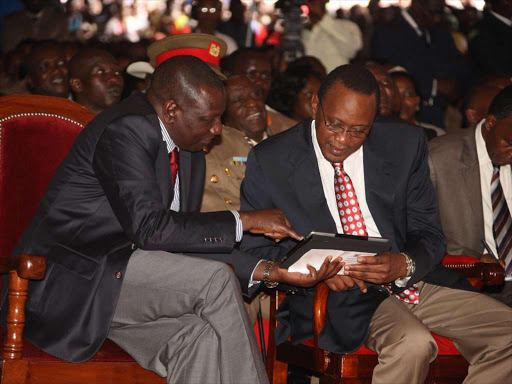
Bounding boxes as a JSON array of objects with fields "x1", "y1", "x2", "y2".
[{"x1": 491, "y1": 165, "x2": 512, "y2": 275}]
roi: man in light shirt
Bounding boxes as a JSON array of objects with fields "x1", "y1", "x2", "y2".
[
  {"x1": 241, "y1": 64, "x2": 512, "y2": 384},
  {"x1": 429, "y1": 85, "x2": 512, "y2": 306},
  {"x1": 302, "y1": 0, "x2": 363, "y2": 74}
]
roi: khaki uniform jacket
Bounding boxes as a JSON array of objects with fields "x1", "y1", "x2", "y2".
[
  {"x1": 201, "y1": 125, "x2": 251, "y2": 212},
  {"x1": 266, "y1": 107, "x2": 297, "y2": 136}
]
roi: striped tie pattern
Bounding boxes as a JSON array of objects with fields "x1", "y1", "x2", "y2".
[{"x1": 491, "y1": 165, "x2": 512, "y2": 275}]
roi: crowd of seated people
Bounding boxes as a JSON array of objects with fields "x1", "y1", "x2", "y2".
[{"x1": 0, "y1": 0, "x2": 511, "y2": 383}]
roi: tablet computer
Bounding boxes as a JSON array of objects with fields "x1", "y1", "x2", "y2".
[{"x1": 280, "y1": 231, "x2": 391, "y2": 271}]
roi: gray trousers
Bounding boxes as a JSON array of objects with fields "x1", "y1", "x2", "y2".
[
  {"x1": 107, "y1": 249, "x2": 269, "y2": 384},
  {"x1": 365, "y1": 282, "x2": 512, "y2": 384}
]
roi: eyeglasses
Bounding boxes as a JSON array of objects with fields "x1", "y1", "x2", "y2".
[
  {"x1": 200, "y1": 7, "x2": 218, "y2": 13},
  {"x1": 319, "y1": 100, "x2": 368, "y2": 139}
]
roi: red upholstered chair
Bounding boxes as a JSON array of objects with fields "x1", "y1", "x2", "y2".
[
  {"x1": 0, "y1": 94, "x2": 165, "y2": 384},
  {"x1": 266, "y1": 255, "x2": 505, "y2": 384}
]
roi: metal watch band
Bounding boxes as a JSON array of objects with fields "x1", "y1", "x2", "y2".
[
  {"x1": 263, "y1": 260, "x2": 279, "y2": 289},
  {"x1": 400, "y1": 252, "x2": 415, "y2": 277}
]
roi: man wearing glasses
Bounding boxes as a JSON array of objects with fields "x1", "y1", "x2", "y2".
[{"x1": 240, "y1": 65, "x2": 512, "y2": 384}]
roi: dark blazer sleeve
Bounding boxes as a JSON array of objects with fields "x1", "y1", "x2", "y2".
[
  {"x1": 92, "y1": 114, "x2": 237, "y2": 254},
  {"x1": 240, "y1": 149, "x2": 292, "y2": 261},
  {"x1": 402, "y1": 130, "x2": 446, "y2": 285}
]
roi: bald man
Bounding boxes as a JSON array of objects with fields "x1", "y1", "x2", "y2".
[
  {"x1": 6, "y1": 55, "x2": 343, "y2": 383},
  {"x1": 69, "y1": 48, "x2": 124, "y2": 115}
]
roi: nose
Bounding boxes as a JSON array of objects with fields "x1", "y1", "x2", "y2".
[
  {"x1": 107, "y1": 72, "x2": 122, "y2": 86},
  {"x1": 333, "y1": 131, "x2": 350, "y2": 144}
]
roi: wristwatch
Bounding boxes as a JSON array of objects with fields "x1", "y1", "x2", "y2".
[
  {"x1": 262, "y1": 260, "x2": 279, "y2": 289},
  {"x1": 400, "y1": 252, "x2": 416, "y2": 277}
]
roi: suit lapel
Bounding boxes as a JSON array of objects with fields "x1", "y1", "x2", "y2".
[
  {"x1": 146, "y1": 113, "x2": 171, "y2": 209},
  {"x1": 460, "y1": 130, "x2": 483, "y2": 227},
  {"x1": 363, "y1": 123, "x2": 397, "y2": 247},
  {"x1": 178, "y1": 150, "x2": 193, "y2": 212},
  {"x1": 288, "y1": 122, "x2": 337, "y2": 233}
]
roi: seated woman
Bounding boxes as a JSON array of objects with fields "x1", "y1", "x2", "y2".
[
  {"x1": 389, "y1": 70, "x2": 445, "y2": 139},
  {"x1": 267, "y1": 63, "x2": 322, "y2": 122}
]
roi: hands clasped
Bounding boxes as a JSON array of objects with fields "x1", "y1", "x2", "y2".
[{"x1": 343, "y1": 251, "x2": 408, "y2": 284}]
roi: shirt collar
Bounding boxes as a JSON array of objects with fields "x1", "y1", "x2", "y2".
[
  {"x1": 490, "y1": 11, "x2": 512, "y2": 27},
  {"x1": 158, "y1": 117, "x2": 177, "y2": 154},
  {"x1": 475, "y1": 119, "x2": 492, "y2": 166}
]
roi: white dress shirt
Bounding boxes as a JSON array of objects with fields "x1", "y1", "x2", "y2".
[
  {"x1": 311, "y1": 120, "x2": 381, "y2": 237},
  {"x1": 312, "y1": 121, "x2": 412, "y2": 286},
  {"x1": 475, "y1": 119, "x2": 512, "y2": 259},
  {"x1": 158, "y1": 118, "x2": 243, "y2": 241}
]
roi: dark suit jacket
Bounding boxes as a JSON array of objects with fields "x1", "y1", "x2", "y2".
[
  {"x1": 240, "y1": 118, "x2": 473, "y2": 353},
  {"x1": 428, "y1": 128, "x2": 484, "y2": 257},
  {"x1": 371, "y1": 13, "x2": 471, "y2": 127},
  {"x1": 2, "y1": 92, "x2": 262, "y2": 362},
  {"x1": 469, "y1": 11, "x2": 512, "y2": 77}
]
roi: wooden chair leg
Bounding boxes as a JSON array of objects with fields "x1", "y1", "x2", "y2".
[
  {"x1": 266, "y1": 290, "x2": 289, "y2": 384},
  {"x1": 3, "y1": 270, "x2": 28, "y2": 359}
]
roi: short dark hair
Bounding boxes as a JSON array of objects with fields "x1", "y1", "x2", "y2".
[
  {"x1": 148, "y1": 55, "x2": 224, "y2": 107},
  {"x1": 389, "y1": 70, "x2": 421, "y2": 96},
  {"x1": 267, "y1": 63, "x2": 323, "y2": 118},
  {"x1": 488, "y1": 85, "x2": 512, "y2": 120},
  {"x1": 24, "y1": 40, "x2": 63, "y2": 75},
  {"x1": 317, "y1": 64, "x2": 380, "y2": 105}
]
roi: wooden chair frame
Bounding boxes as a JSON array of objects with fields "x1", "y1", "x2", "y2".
[
  {"x1": 266, "y1": 261, "x2": 505, "y2": 384},
  {"x1": 0, "y1": 95, "x2": 165, "y2": 384}
]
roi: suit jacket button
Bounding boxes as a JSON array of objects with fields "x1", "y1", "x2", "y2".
[
  {"x1": 225, "y1": 198, "x2": 232, "y2": 204},
  {"x1": 115, "y1": 272, "x2": 122, "y2": 279},
  {"x1": 210, "y1": 175, "x2": 219, "y2": 183}
]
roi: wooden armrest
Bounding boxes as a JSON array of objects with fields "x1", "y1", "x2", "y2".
[
  {"x1": 444, "y1": 262, "x2": 505, "y2": 288},
  {"x1": 16, "y1": 254, "x2": 47, "y2": 280},
  {"x1": 313, "y1": 282, "x2": 330, "y2": 372},
  {"x1": 2, "y1": 254, "x2": 47, "y2": 360}
]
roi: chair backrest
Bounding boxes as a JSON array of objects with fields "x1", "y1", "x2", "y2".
[{"x1": 0, "y1": 95, "x2": 94, "y2": 267}]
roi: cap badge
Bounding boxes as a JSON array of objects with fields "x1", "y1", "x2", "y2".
[{"x1": 209, "y1": 41, "x2": 220, "y2": 57}]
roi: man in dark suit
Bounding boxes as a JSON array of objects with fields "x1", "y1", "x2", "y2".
[
  {"x1": 429, "y1": 85, "x2": 512, "y2": 306},
  {"x1": 241, "y1": 65, "x2": 512, "y2": 383},
  {"x1": 371, "y1": 0, "x2": 471, "y2": 128},
  {"x1": 469, "y1": 0, "x2": 512, "y2": 78},
  {"x1": 4, "y1": 56, "x2": 344, "y2": 384}
]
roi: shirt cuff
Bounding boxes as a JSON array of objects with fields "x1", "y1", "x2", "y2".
[
  {"x1": 394, "y1": 276, "x2": 411, "y2": 288},
  {"x1": 248, "y1": 260, "x2": 265, "y2": 288},
  {"x1": 231, "y1": 210, "x2": 243, "y2": 242}
]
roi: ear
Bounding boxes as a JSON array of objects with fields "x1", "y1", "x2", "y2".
[
  {"x1": 69, "y1": 78, "x2": 83, "y2": 94},
  {"x1": 311, "y1": 93, "x2": 319, "y2": 119},
  {"x1": 465, "y1": 108, "x2": 477, "y2": 127},
  {"x1": 162, "y1": 100, "x2": 178, "y2": 125},
  {"x1": 483, "y1": 114, "x2": 496, "y2": 136}
]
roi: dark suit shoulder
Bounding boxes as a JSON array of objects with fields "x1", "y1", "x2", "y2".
[
  {"x1": 369, "y1": 117, "x2": 425, "y2": 150},
  {"x1": 253, "y1": 120, "x2": 309, "y2": 160}
]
